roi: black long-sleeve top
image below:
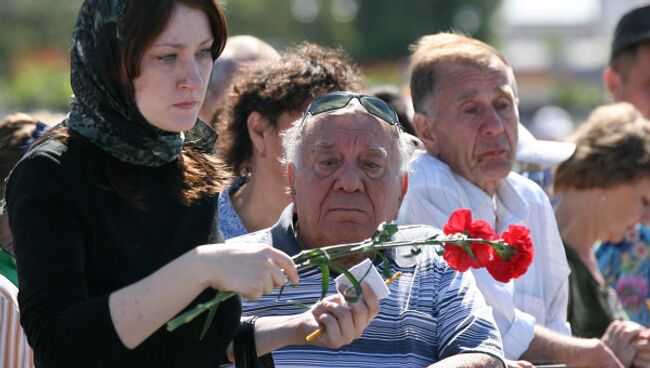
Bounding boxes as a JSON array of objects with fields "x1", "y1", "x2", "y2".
[{"x1": 6, "y1": 135, "x2": 241, "y2": 367}]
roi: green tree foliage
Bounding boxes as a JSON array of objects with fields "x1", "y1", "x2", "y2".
[
  {"x1": 0, "y1": 0, "x2": 500, "y2": 110},
  {"x1": 0, "y1": 0, "x2": 82, "y2": 110},
  {"x1": 224, "y1": 0, "x2": 501, "y2": 61},
  {"x1": 0, "y1": 0, "x2": 82, "y2": 72}
]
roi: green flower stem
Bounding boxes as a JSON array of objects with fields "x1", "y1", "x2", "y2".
[
  {"x1": 166, "y1": 233, "x2": 505, "y2": 335},
  {"x1": 166, "y1": 291, "x2": 236, "y2": 332}
]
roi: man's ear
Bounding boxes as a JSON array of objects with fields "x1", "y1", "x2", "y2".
[
  {"x1": 412, "y1": 112, "x2": 439, "y2": 156},
  {"x1": 604, "y1": 67, "x2": 623, "y2": 101},
  {"x1": 287, "y1": 163, "x2": 297, "y2": 201},
  {"x1": 247, "y1": 111, "x2": 271, "y2": 156}
]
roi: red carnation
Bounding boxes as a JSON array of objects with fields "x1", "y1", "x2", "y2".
[
  {"x1": 486, "y1": 224, "x2": 534, "y2": 282},
  {"x1": 443, "y1": 244, "x2": 475, "y2": 272},
  {"x1": 443, "y1": 209, "x2": 496, "y2": 271}
]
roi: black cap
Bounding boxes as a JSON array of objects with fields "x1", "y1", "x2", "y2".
[{"x1": 611, "y1": 4, "x2": 650, "y2": 62}]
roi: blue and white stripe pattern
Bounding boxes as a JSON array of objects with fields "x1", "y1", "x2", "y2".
[{"x1": 229, "y1": 207, "x2": 505, "y2": 367}]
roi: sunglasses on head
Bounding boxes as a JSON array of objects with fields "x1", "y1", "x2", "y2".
[{"x1": 301, "y1": 91, "x2": 401, "y2": 129}]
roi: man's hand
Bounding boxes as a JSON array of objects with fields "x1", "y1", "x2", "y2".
[
  {"x1": 506, "y1": 359, "x2": 535, "y2": 368},
  {"x1": 305, "y1": 283, "x2": 380, "y2": 348},
  {"x1": 632, "y1": 329, "x2": 650, "y2": 368},
  {"x1": 602, "y1": 320, "x2": 645, "y2": 367}
]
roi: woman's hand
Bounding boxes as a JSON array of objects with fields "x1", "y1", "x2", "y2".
[
  {"x1": 305, "y1": 283, "x2": 381, "y2": 349},
  {"x1": 196, "y1": 243, "x2": 299, "y2": 300}
]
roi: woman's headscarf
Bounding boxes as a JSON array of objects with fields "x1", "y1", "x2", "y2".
[{"x1": 64, "y1": 0, "x2": 217, "y2": 167}]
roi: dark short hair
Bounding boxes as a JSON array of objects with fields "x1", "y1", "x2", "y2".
[
  {"x1": 554, "y1": 102, "x2": 650, "y2": 191},
  {"x1": 610, "y1": 39, "x2": 650, "y2": 78},
  {"x1": 370, "y1": 85, "x2": 415, "y2": 136},
  {"x1": 217, "y1": 42, "x2": 364, "y2": 176},
  {"x1": 0, "y1": 114, "x2": 41, "y2": 184},
  {"x1": 122, "y1": 0, "x2": 227, "y2": 87},
  {"x1": 610, "y1": 5, "x2": 650, "y2": 66}
]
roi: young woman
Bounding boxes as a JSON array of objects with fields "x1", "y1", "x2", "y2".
[{"x1": 5, "y1": 1, "x2": 378, "y2": 367}]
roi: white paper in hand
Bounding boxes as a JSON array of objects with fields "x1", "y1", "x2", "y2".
[{"x1": 334, "y1": 258, "x2": 391, "y2": 301}]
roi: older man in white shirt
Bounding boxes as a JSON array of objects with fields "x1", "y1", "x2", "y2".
[{"x1": 398, "y1": 32, "x2": 627, "y2": 368}]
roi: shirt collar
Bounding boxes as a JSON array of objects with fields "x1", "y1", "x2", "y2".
[
  {"x1": 269, "y1": 204, "x2": 303, "y2": 257},
  {"x1": 444, "y1": 161, "x2": 530, "y2": 231}
]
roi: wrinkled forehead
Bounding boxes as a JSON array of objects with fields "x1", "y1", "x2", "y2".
[
  {"x1": 302, "y1": 104, "x2": 398, "y2": 151},
  {"x1": 437, "y1": 56, "x2": 517, "y2": 95}
]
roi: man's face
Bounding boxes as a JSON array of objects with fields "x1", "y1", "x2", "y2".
[
  {"x1": 425, "y1": 58, "x2": 519, "y2": 193},
  {"x1": 610, "y1": 45, "x2": 650, "y2": 118},
  {"x1": 289, "y1": 106, "x2": 404, "y2": 248}
]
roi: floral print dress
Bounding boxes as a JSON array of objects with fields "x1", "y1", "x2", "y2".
[{"x1": 596, "y1": 225, "x2": 650, "y2": 326}]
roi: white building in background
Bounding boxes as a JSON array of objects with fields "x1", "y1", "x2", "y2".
[{"x1": 496, "y1": 0, "x2": 646, "y2": 120}]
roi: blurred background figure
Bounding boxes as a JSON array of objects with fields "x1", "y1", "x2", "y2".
[
  {"x1": 528, "y1": 105, "x2": 575, "y2": 141},
  {"x1": 198, "y1": 35, "x2": 279, "y2": 126},
  {"x1": 515, "y1": 106, "x2": 576, "y2": 196},
  {"x1": 597, "y1": 3, "x2": 650, "y2": 328},
  {"x1": 0, "y1": 112, "x2": 45, "y2": 368},
  {"x1": 216, "y1": 42, "x2": 363, "y2": 239},
  {"x1": 369, "y1": 84, "x2": 416, "y2": 136},
  {"x1": 553, "y1": 102, "x2": 650, "y2": 367},
  {"x1": 604, "y1": 4, "x2": 650, "y2": 119},
  {"x1": 1, "y1": 113, "x2": 48, "y2": 260}
]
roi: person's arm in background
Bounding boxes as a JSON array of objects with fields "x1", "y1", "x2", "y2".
[
  {"x1": 521, "y1": 325, "x2": 623, "y2": 368},
  {"x1": 430, "y1": 353, "x2": 503, "y2": 368}
]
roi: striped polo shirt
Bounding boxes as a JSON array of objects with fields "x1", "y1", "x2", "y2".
[{"x1": 227, "y1": 205, "x2": 505, "y2": 367}]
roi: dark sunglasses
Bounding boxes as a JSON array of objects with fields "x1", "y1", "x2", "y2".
[{"x1": 301, "y1": 91, "x2": 401, "y2": 129}]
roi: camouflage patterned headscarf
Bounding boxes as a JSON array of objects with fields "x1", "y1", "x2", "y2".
[{"x1": 64, "y1": 0, "x2": 217, "y2": 167}]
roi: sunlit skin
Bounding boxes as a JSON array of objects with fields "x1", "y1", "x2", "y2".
[
  {"x1": 556, "y1": 177, "x2": 650, "y2": 249},
  {"x1": 230, "y1": 110, "x2": 303, "y2": 232},
  {"x1": 265, "y1": 111, "x2": 304, "y2": 186},
  {"x1": 415, "y1": 57, "x2": 519, "y2": 196},
  {"x1": 133, "y1": 3, "x2": 214, "y2": 132},
  {"x1": 595, "y1": 178, "x2": 650, "y2": 243},
  {"x1": 606, "y1": 45, "x2": 650, "y2": 119},
  {"x1": 288, "y1": 103, "x2": 405, "y2": 251}
]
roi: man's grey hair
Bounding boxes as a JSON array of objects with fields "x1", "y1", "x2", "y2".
[{"x1": 281, "y1": 116, "x2": 419, "y2": 174}]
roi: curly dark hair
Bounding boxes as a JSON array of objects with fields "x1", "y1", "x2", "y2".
[
  {"x1": 0, "y1": 113, "x2": 41, "y2": 185},
  {"x1": 554, "y1": 102, "x2": 650, "y2": 191},
  {"x1": 217, "y1": 42, "x2": 364, "y2": 176}
]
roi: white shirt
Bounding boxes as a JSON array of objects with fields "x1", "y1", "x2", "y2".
[
  {"x1": 397, "y1": 151, "x2": 571, "y2": 359},
  {"x1": 1, "y1": 275, "x2": 33, "y2": 368}
]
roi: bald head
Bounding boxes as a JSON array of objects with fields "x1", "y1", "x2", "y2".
[{"x1": 199, "y1": 35, "x2": 279, "y2": 124}]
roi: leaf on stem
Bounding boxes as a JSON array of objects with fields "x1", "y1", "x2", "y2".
[
  {"x1": 319, "y1": 263, "x2": 330, "y2": 301},
  {"x1": 330, "y1": 262, "x2": 362, "y2": 303},
  {"x1": 199, "y1": 304, "x2": 218, "y2": 340}
]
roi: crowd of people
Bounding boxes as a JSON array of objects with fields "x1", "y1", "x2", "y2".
[{"x1": 2, "y1": 0, "x2": 650, "y2": 367}]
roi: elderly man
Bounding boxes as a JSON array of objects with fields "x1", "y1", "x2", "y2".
[
  {"x1": 398, "y1": 32, "x2": 628, "y2": 367},
  {"x1": 227, "y1": 91, "x2": 506, "y2": 367},
  {"x1": 215, "y1": 42, "x2": 364, "y2": 240}
]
